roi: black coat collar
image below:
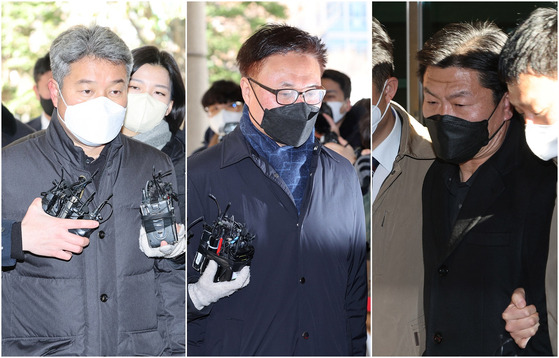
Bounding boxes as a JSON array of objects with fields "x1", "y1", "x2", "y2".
[{"x1": 433, "y1": 117, "x2": 520, "y2": 262}]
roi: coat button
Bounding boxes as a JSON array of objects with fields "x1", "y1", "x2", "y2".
[
  {"x1": 299, "y1": 277, "x2": 306, "y2": 284},
  {"x1": 302, "y1": 331, "x2": 309, "y2": 339},
  {"x1": 438, "y1": 265, "x2": 449, "y2": 277},
  {"x1": 433, "y1": 332, "x2": 443, "y2": 344},
  {"x1": 100, "y1": 294, "x2": 108, "y2": 302},
  {"x1": 98, "y1": 231, "x2": 105, "y2": 239}
]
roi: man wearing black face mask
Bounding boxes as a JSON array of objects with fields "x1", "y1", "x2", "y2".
[
  {"x1": 187, "y1": 24, "x2": 367, "y2": 355},
  {"x1": 28, "y1": 53, "x2": 54, "y2": 131},
  {"x1": 418, "y1": 22, "x2": 556, "y2": 356}
]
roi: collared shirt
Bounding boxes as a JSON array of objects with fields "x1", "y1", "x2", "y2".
[
  {"x1": 40, "y1": 112, "x2": 51, "y2": 130},
  {"x1": 85, "y1": 142, "x2": 111, "y2": 190},
  {"x1": 445, "y1": 165, "x2": 478, "y2": 244},
  {"x1": 372, "y1": 107, "x2": 401, "y2": 201}
]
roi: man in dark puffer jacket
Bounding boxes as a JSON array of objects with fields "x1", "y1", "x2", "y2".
[{"x1": 2, "y1": 25, "x2": 184, "y2": 356}]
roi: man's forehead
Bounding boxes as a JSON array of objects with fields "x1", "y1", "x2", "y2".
[
  {"x1": 255, "y1": 53, "x2": 322, "y2": 86},
  {"x1": 66, "y1": 57, "x2": 128, "y2": 82},
  {"x1": 322, "y1": 79, "x2": 344, "y2": 99},
  {"x1": 423, "y1": 66, "x2": 482, "y2": 95},
  {"x1": 424, "y1": 86, "x2": 475, "y2": 99},
  {"x1": 508, "y1": 83, "x2": 528, "y2": 104},
  {"x1": 322, "y1": 77, "x2": 340, "y2": 87},
  {"x1": 509, "y1": 74, "x2": 558, "y2": 109}
]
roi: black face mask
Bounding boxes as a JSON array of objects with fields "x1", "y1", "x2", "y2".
[
  {"x1": 40, "y1": 96, "x2": 55, "y2": 116},
  {"x1": 258, "y1": 103, "x2": 319, "y2": 147},
  {"x1": 249, "y1": 84, "x2": 319, "y2": 147},
  {"x1": 424, "y1": 101, "x2": 504, "y2": 164}
]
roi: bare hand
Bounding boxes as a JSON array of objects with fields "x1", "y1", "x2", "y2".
[
  {"x1": 502, "y1": 287, "x2": 540, "y2": 348},
  {"x1": 322, "y1": 112, "x2": 341, "y2": 136},
  {"x1": 21, "y1": 198, "x2": 99, "y2": 260}
]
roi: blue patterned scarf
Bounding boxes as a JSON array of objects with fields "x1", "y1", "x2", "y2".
[{"x1": 240, "y1": 106, "x2": 314, "y2": 213}]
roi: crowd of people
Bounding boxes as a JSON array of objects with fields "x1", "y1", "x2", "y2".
[{"x1": 1, "y1": 5, "x2": 557, "y2": 357}]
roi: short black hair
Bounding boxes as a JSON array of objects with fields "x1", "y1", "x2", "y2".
[
  {"x1": 417, "y1": 21, "x2": 508, "y2": 105},
  {"x1": 33, "y1": 52, "x2": 51, "y2": 84},
  {"x1": 372, "y1": 17, "x2": 395, "y2": 92},
  {"x1": 499, "y1": 7, "x2": 557, "y2": 84},
  {"x1": 356, "y1": 98, "x2": 371, "y2": 150},
  {"x1": 236, "y1": 23, "x2": 327, "y2": 78},
  {"x1": 131, "y1": 45, "x2": 185, "y2": 134},
  {"x1": 201, "y1": 80, "x2": 243, "y2": 108},
  {"x1": 322, "y1": 69, "x2": 352, "y2": 99}
]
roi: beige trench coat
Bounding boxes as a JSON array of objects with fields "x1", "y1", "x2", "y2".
[{"x1": 372, "y1": 101, "x2": 434, "y2": 356}]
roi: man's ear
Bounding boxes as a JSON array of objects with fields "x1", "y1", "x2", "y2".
[
  {"x1": 33, "y1": 85, "x2": 40, "y2": 100},
  {"x1": 240, "y1": 77, "x2": 252, "y2": 107},
  {"x1": 502, "y1": 92, "x2": 513, "y2": 121},
  {"x1": 383, "y1": 76, "x2": 399, "y2": 105},
  {"x1": 342, "y1": 98, "x2": 352, "y2": 114},
  {"x1": 47, "y1": 79, "x2": 59, "y2": 108}
]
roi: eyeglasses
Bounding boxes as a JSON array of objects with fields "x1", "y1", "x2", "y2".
[
  {"x1": 248, "y1": 77, "x2": 326, "y2": 106},
  {"x1": 204, "y1": 101, "x2": 243, "y2": 117}
]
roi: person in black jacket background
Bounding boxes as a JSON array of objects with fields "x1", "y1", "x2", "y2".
[
  {"x1": 2, "y1": 104, "x2": 35, "y2": 147},
  {"x1": 28, "y1": 53, "x2": 54, "y2": 131}
]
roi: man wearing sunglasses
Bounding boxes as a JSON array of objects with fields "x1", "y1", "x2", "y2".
[{"x1": 187, "y1": 24, "x2": 367, "y2": 355}]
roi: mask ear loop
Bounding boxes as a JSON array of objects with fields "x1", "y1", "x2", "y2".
[
  {"x1": 379, "y1": 100, "x2": 391, "y2": 122},
  {"x1": 487, "y1": 96, "x2": 506, "y2": 142},
  {"x1": 247, "y1": 78, "x2": 266, "y2": 112},
  {"x1": 55, "y1": 83, "x2": 71, "y2": 124},
  {"x1": 374, "y1": 80, "x2": 388, "y2": 107},
  {"x1": 246, "y1": 78, "x2": 270, "y2": 133},
  {"x1": 375, "y1": 80, "x2": 391, "y2": 121}
]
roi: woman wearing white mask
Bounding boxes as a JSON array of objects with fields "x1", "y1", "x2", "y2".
[{"x1": 122, "y1": 45, "x2": 186, "y2": 216}]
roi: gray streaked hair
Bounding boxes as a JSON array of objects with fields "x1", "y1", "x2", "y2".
[{"x1": 50, "y1": 25, "x2": 132, "y2": 88}]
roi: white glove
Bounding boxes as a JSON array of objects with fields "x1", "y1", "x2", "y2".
[
  {"x1": 139, "y1": 223, "x2": 186, "y2": 258},
  {"x1": 188, "y1": 260, "x2": 250, "y2": 310}
]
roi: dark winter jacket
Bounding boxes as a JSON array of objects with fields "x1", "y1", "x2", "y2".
[
  {"x1": 2, "y1": 104, "x2": 35, "y2": 147},
  {"x1": 422, "y1": 117, "x2": 556, "y2": 355},
  {"x1": 2, "y1": 111, "x2": 185, "y2": 356},
  {"x1": 187, "y1": 125, "x2": 367, "y2": 355},
  {"x1": 162, "y1": 129, "x2": 185, "y2": 218}
]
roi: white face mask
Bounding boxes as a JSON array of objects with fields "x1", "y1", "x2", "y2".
[
  {"x1": 372, "y1": 80, "x2": 389, "y2": 134},
  {"x1": 57, "y1": 87, "x2": 126, "y2": 147},
  {"x1": 326, "y1": 101, "x2": 345, "y2": 123},
  {"x1": 209, "y1": 108, "x2": 243, "y2": 135},
  {"x1": 525, "y1": 121, "x2": 558, "y2": 161},
  {"x1": 124, "y1": 93, "x2": 169, "y2": 134}
]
